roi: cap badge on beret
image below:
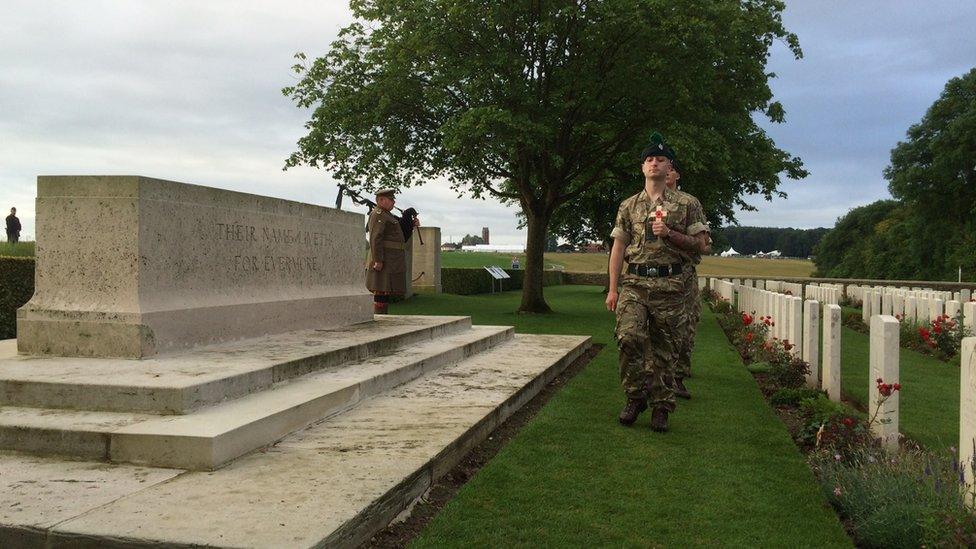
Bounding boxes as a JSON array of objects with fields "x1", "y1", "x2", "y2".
[{"x1": 641, "y1": 132, "x2": 675, "y2": 161}]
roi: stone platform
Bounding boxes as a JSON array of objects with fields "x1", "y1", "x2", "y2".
[{"x1": 0, "y1": 315, "x2": 590, "y2": 548}]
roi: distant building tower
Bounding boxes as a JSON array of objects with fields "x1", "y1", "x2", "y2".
[{"x1": 482, "y1": 227, "x2": 490, "y2": 245}]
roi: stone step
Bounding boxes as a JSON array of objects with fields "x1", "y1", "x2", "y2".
[
  {"x1": 0, "y1": 325, "x2": 514, "y2": 469},
  {"x1": 0, "y1": 333, "x2": 591, "y2": 549},
  {"x1": 0, "y1": 314, "x2": 471, "y2": 414}
]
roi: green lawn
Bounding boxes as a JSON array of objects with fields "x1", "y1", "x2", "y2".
[
  {"x1": 0, "y1": 241, "x2": 34, "y2": 257},
  {"x1": 392, "y1": 286, "x2": 851, "y2": 547},
  {"x1": 838, "y1": 325, "x2": 960, "y2": 450},
  {"x1": 441, "y1": 251, "x2": 815, "y2": 277}
]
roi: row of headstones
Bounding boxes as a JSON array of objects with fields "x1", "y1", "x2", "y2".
[
  {"x1": 727, "y1": 280, "x2": 898, "y2": 451},
  {"x1": 858, "y1": 285, "x2": 976, "y2": 329},
  {"x1": 715, "y1": 278, "x2": 976, "y2": 493},
  {"x1": 711, "y1": 278, "x2": 841, "y2": 305},
  {"x1": 729, "y1": 281, "x2": 842, "y2": 395}
]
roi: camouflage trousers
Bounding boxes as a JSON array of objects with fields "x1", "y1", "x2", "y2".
[
  {"x1": 615, "y1": 275, "x2": 691, "y2": 412},
  {"x1": 675, "y1": 271, "x2": 701, "y2": 379}
]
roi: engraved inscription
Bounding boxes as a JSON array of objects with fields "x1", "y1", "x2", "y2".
[{"x1": 203, "y1": 219, "x2": 338, "y2": 276}]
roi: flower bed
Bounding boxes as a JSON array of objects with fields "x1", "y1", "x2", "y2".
[
  {"x1": 705, "y1": 291, "x2": 976, "y2": 547},
  {"x1": 842, "y1": 310, "x2": 972, "y2": 363}
]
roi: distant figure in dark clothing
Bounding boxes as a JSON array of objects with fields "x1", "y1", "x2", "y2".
[{"x1": 5, "y1": 207, "x2": 21, "y2": 244}]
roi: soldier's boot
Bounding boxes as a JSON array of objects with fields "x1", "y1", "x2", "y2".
[
  {"x1": 674, "y1": 377, "x2": 691, "y2": 400},
  {"x1": 618, "y1": 398, "x2": 647, "y2": 426},
  {"x1": 373, "y1": 302, "x2": 388, "y2": 315},
  {"x1": 650, "y1": 407, "x2": 670, "y2": 432}
]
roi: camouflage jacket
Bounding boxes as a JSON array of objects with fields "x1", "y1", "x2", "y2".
[{"x1": 611, "y1": 185, "x2": 709, "y2": 269}]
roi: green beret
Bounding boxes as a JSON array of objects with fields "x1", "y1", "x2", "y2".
[{"x1": 641, "y1": 132, "x2": 675, "y2": 161}]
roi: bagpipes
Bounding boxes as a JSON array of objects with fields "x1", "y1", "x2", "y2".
[{"x1": 335, "y1": 184, "x2": 423, "y2": 245}]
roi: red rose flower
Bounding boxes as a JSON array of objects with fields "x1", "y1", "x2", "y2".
[
  {"x1": 893, "y1": 383, "x2": 901, "y2": 391},
  {"x1": 745, "y1": 332, "x2": 754, "y2": 343},
  {"x1": 919, "y1": 327, "x2": 931, "y2": 340},
  {"x1": 842, "y1": 417, "x2": 856, "y2": 427},
  {"x1": 742, "y1": 313, "x2": 753, "y2": 326}
]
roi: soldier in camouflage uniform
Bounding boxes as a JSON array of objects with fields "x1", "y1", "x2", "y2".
[
  {"x1": 666, "y1": 159, "x2": 711, "y2": 399},
  {"x1": 606, "y1": 133, "x2": 710, "y2": 432}
]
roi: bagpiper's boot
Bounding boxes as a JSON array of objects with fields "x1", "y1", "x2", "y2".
[
  {"x1": 650, "y1": 407, "x2": 670, "y2": 432},
  {"x1": 618, "y1": 398, "x2": 647, "y2": 426},
  {"x1": 674, "y1": 377, "x2": 691, "y2": 400}
]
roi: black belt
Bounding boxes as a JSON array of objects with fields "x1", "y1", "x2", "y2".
[{"x1": 627, "y1": 263, "x2": 684, "y2": 278}]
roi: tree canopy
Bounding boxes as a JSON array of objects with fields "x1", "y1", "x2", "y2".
[{"x1": 284, "y1": 0, "x2": 805, "y2": 310}]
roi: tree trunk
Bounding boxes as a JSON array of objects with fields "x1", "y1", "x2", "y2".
[{"x1": 519, "y1": 211, "x2": 553, "y2": 313}]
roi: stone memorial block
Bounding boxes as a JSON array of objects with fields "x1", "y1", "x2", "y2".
[
  {"x1": 823, "y1": 304, "x2": 842, "y2": 402},
  {"x1": 869, "y1": 315, "x2": 900, "y2": 451},
  {"x1": 410, "y1": 226, "x2": 442, "y2": 294},
  {"x1": 803, "y1": 300, "x2": 819, "y2": 387},
  {"x1": 862, "y1": 291, "x2": 871, "y2": 323},
  {"x1": 17, "y1": 176, "x2": 373, "y2": 358},
  {"x1": 960, "y1": 337, "x2": 976, "y2": 503},
  {"x1": 871, "y1": 291, "x2": 882, "y2": 321}
]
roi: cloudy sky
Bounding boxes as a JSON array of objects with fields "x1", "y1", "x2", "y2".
[{"x1": 2, "y1": 1, "x2": 973, "y2": 244}]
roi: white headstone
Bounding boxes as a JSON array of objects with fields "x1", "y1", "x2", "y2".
[
  {"x1": 789, "y1": 296, "x2": 803, "y2": 356},
  {"x1": 823, "y1": 304, "x2": 842, "y2": 402},
  {"x1": 965, "y1": 301, "x2": 976, "y2": 336},
  {"x1": 871, "y1": 291, "x2": 882, "y2": 321},
  {"x1": 870, "y1": 315, "x2": 900, "y2": 451},
  {"x1": 960, "y1": 337, "x2": 976, "y2": 504},
  {"x1": 862, "y1": 292, "x2": 872, "y2": 323},
  {"x1": 963, "y1": 288, "x2": 972, "y2": 303},
  {"x1": 882, "y1": 293, "x2": 893, "y2": 316},
  {"x1": 947, "y1": 300, "x2": 962, "y2": 321},
  {"x1": 893, "y1": 294, "x2": 905, "y2": 319},
  {"x1": 906, "y1": 296, "x2": 918, "y2": 324},
  {"x1": 803, "y1": 300, "x2": 820, "y2": 387},
  {"x1": 932, "y1": 298, "x2": 945, "y2": 323}
]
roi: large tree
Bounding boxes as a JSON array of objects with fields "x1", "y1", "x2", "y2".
[{"x1": 284, "y1": 0, "x2": 804, "y2": 312}]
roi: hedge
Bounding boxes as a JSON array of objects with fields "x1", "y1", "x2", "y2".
[
  {"x1": 441, "y1": 268, "x2": 563, "y2": 295},
  {"x1": 0, "y1": 256, "x2": 35, "y2": 339},
  {"x1": 562, "y1": 271, "x2": 609, "y2": 286}
]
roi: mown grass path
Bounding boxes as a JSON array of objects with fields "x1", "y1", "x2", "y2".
[{"x1": 393, "y1": 286, "x2": 850, "y2": 547}]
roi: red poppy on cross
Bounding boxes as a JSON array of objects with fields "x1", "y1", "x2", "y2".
[{"x1": 655, "y1": 205, "x2": 668, "y2": 221}]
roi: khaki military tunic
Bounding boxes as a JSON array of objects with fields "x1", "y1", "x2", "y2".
[
  {"x1": 610, "y1": 186, "x2": 709, "y2": 408},
  {"x1": 366, "y1": 207, "x2": 407, "y2": 295}
]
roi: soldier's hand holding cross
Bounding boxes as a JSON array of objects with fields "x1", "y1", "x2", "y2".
[{"x1": 651, "y1": 206, "x2": 670, "y2": 238}]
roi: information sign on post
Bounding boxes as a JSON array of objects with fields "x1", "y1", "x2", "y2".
[{"x1": 484, "y1": 266, "x2": 511, "y2": 293}]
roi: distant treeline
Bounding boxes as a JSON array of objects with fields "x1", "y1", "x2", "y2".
[{"x1": 712, "y1": 226, "x2": 829, "y2": 258}]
